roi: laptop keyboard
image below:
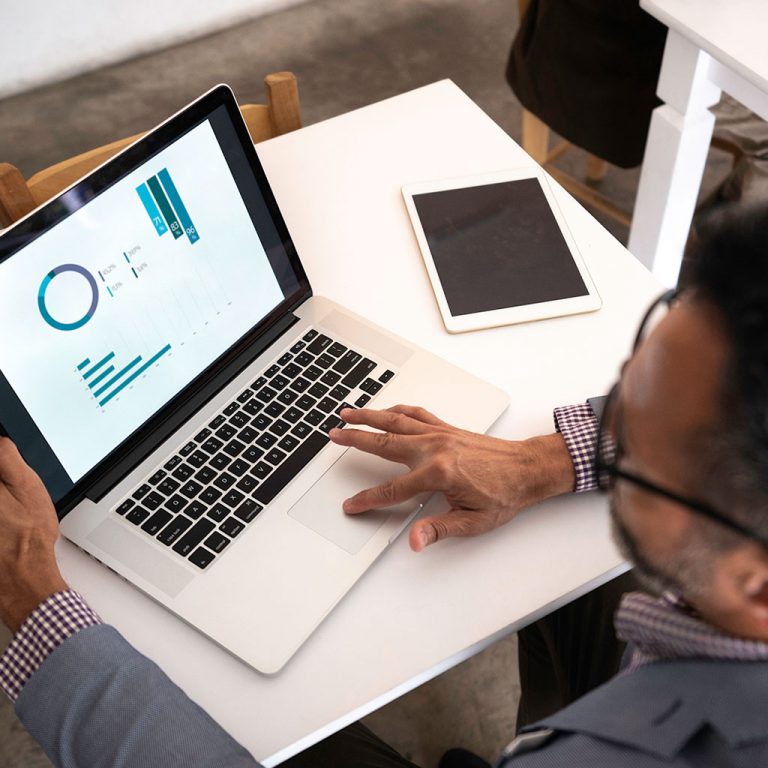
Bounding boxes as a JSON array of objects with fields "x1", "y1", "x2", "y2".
[{"x1": 113, "y1": 329, "x2": 396, "y2": 570}]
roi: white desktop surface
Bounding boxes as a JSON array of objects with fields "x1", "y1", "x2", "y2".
[{"x1": 55, "y1": 81, "x2": 662, "y2": 765}]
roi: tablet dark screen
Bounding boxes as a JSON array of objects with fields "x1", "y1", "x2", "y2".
[{"x1": 412, "y1": 179, "x2": 588, "y2": 317}]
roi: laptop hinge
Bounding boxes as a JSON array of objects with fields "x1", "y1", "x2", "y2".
[{"x1": 85, "y1": 311, "x2": 301, "y2": 504}]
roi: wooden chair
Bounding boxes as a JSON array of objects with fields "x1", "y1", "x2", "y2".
[{"x1": 0, "y1": 72, "x2": 301, "y2": 228}]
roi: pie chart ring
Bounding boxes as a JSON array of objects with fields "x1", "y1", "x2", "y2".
[{"x1": 38, "y1": 264, "x2": 99, "y2": 331}]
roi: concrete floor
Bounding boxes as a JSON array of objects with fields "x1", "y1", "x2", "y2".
[{"x1": 0, "y1": 0, "x2": 734, "y2": 765}]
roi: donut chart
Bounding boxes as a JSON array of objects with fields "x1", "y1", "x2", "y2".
[{"x1": 38, "y1": 264, "x2": 99, "y2": 331}]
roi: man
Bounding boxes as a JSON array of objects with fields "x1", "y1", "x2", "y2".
[{"x1": 2, "y1": 206, "x2": 768, "y2": 766}]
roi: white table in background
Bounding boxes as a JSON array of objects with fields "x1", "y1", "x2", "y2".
[
  {"x1": 629, "y1": 0, "x2": 768, "y2": 287},
  {"x1": 56, "y1": 81, "x2": 661, "y2": 765}
]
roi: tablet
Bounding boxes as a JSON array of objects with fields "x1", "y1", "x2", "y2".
[{"x1": 402, "y1": 168, "x2": 601, "y2": 333}]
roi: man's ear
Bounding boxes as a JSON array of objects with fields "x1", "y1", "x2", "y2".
[{"x1": 741, "y1": 549, "x2": 768, "y2": 626}]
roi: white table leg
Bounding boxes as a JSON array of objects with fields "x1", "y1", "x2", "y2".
[{"x1": 629, "y1": 30, "x2": 721, "y2": 287}]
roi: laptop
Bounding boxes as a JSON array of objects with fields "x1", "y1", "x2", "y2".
[{"x1": 0, "y1": 85, "x2": 509, "y2": 673}]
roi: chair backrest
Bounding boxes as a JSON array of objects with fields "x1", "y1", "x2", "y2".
[{"x1": 0, "y1": 71, "x2": 301, "y2": 228}]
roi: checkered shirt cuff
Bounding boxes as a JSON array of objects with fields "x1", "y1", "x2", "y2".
[
  {"x1": 0, "y1": 590, "x2": 101, "y2": 703},
  {"x1": 553, "y1": 403, "x2": 599, "y2": 493}
]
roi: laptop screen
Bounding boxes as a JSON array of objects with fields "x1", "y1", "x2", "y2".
[{"x1": 0, "y1": 90, "x2": 308, "y2": 504}]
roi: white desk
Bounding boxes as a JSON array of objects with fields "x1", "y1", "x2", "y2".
[
  {"x1": 629, "y1": 0, "x2": 768, "y2": 287},
  {"x1": 56, "y1": 81, "x2": 661, "y2": 765}
]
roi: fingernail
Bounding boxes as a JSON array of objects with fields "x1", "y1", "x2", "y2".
[
  {"x1": 329, "y1": 428, "x2": 341, "y2": 439},
  {"x1": 342, "y1": 499, "x2": 352, "y2": 513}
]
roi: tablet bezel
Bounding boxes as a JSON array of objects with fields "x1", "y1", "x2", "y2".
[{"x1": 402, "y1": 168, "x2": 601, "y2": 333}]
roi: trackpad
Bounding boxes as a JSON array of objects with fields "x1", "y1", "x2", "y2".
[{"x1": 288, "y1": 450, "x2": 414, "y2": 555}]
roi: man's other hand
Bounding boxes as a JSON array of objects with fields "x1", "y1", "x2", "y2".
[
  {"x1": 0, "y1": 438, "x2": 67, "y2": 632},
  {"x1": 329, "y1": 405, "x2": 575, "y2": 551}
]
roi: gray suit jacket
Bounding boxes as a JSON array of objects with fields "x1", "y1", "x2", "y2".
[{"x1": 16, "y1": 625, "x2": 768, "y2": 767}]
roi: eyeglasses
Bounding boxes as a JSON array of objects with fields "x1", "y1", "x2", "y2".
[{"x1": 594, "y1": 290, "x2": 768, "y2": 547}]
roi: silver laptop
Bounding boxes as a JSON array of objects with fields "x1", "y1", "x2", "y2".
[{"x1": 0, "y1": 85, "x2": 509, "y2": 673}]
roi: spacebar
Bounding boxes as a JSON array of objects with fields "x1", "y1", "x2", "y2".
[{"x1": 253, "y1": 431, "x2": 330, "y2": 505}]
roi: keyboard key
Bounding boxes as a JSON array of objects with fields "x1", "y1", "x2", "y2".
[
  {"x1": 308, "y1": 382, "x2": 329, "y2": 399},
  {"x1": 320, "y1": 371, "x2": 342, "y2": 387},
  {"x1": 283, "y1": 362, "x2": 302, "y2": 379},
  {"x1": 126, "y1": 506, "x2": 151, "y2": 526},
  {"x1": 180, "y1": 480, "x2": 204, "y2": 499},
  {"x1": 220, "y1": 517, "x2": 245, "y2": 538},
  {"x1": 179, "y1": 441, "x2": 196, "y2": 457},
  {"x1": 254, "y1": 431, "x2": 330, "y2": 505},
  {"x1": 329, "y1": 385, "x2": 351, "y2": 401},
  {"x1": 194, "y1": 427, "x2": 211, "y2": 443},
  {"x1": 209, "y1": 453, "x2": 232, "y2": 470},
  {"x1": 229, "y1": 458, "x2": 249, "y2": 477},
  {"x1": 223, "y1": 402, "x2": 239, "y2": 416},
  {"x1": 172, "y1": 519, "x2": 215, "y2": 556},
  {"x1": 251, "y1": 462, "x2": 273, "y2": 480},
  {"x1": 294, "y1": 352, "x2": 313, "y2": 368},
  {"x1": 164, "y1": 455, "x2": 183, "y2": 471},
  {"x1": 213, "y1": 472, "x2": 236, "y2": 491},
  {"x1": 290, "y1": 376, "x2": 311, "y2": 394},
  {"x1": 305, "y1": 409, "x2": 325, "y2": 426},
  {"x1": 320, "y1": 415, "x2": 345, "y2": 434},
  {"x1": 208, "y1": 414, "x2": 226, "y2": 429},
  {"x1": 242, "y1": 398, "x2": 263, "y2": 416},
  {"x1": 215, "y1": 424, "x2": 237, "y2": 441},
  {"x1": 238, "y1": 426, "x2": 258, "y2": 443},
  {"x1": 237, "y1": 388, "x2": 254, "y2": 404},
  {"x1": 316, "y1": 353, "x2": 334, "y2": 369},
  {"x1": 290, "y1": 340, "x2": 306, "y2": 354},
  {"x1": 229, "y1": 411, "x2": 249, "y2": 428},
  {"x1": 189, "y1": 547, "x2": 216, "y2": 570},
  {"x1": 328, "y1": 342, "x2": 347, "y2": 357},
  {"x1": 157, "y1": 477, "x2": 181, "y2": 496},
  {"x1": 303, "y1": 365, "x2": 322, "y2": 381},
  {"x1": 241, "y1": 445, "x2": 264, "y2": 464},
  {"x1": 222, "y1": 489, "x2": 245, "y2": 508},
  {"x1": 172, "y1": 463, "x2": 194, "y2": 481},
  {"x1": 158, "y1": 515, "x2": 193, "y2": 546},
  {"x1": 306, "y1": 334, "x2": 332, "y2": 355},
  {"x1": 256, "y1": 432, "x2": 277, "y2": 449},
  {"x1": 265, "y1": 401, "x2": 285, "y2": 417},
  {"x1": 252, "y1": 413, "x2": 272, "y2": 431},
  {"x1": 164, "y1": 494, "x2": 189, "y2": 513},
  {"x1": 205, "y1": 532, "x2": 230, "y2": 553},
  {"x1": 236, "y1": 474, "x2": 258, "y2": 493},
  {"x1": 201, "y1": 437, "x2": 224, "y2": 455},
  {"x1": 342, "y1": 358, "x2": 377, "y2": 388},
  {"x1": 291, "y1": 422, "x2": 312, "y2": 439},
  {"x1": 336, "y1": 401, "x2": 353, "y2": 414},
  {"x1": 256, "y1": 386, "x2": 277, "y2": 403},
  {"x1": 355, "y1": 393, "x2": 371, "y2": 408},
  {"x1": 223, "y1": 439, "x2": 245, "y2": 458},
  {"x1": 360, "y1": 378, "x2": 383, "y2": 395},
  {"x1": 302, "y1": 329, "x2": 318, "y2": 341},
  {"x1": 277, "y1": 389, "x2": 299, "y2": 406},
  {"x1": 187, "y1": 450, "x2": 209, "y2": 468},
  {"x1": 277, "y1": 353, "x2": 292, "y2": 366},
  {"x1": 278, "y1": 434, "x2": 300, "y2": 451},
  {"x1": 132, "y1": 483, "x2": 151, "y2": 501},
  {"x1": 379, "y1": 369, "x2": 395, "y2": 383},
  {"x1": 295, "y1": 394, "x2": 316, "y2": 411},
  {"x1": 185, "y1": 500, "x2": 207, "y2": 520},
  {"x1": 116, "y1": 499, "x2": 135, "y2": 516},
  {"x1": 148, "y1": 469, "x2": 167, "y2": 485},
  {"x1": 265, "y1": 448, "x2": 287, "y2": 466},
  {"x1": 142, "y1": 509, "x2": 172, "y2": 536},
  {"x1": 195, "y1": 466, "x2": 217, "y2": 484},
  {"x1": 317, "y1": 397, "x2": 336, "y2": 413},
  {"x1": 270, "y1": 374, "x2": 289, "y2": 390},
  {"x1": 269, "y1": 419, "x2": 290, "y2": 436},
  {"x1": 199, "y1": 487, "x2": 222, "y2": 505},
  {"x1": 283, "y1": 406, "x2": 303, "y2": 423},
  {"x1": 234, "y1": 499, "x2": 263, "y2": 523},
  {"x1": 332, "y1": 350, "x2": 362, "y2": 374},
  {"x1": 207, "y1": 503, "x2": 230, "y2": 522},
  {"x1": 143, "y1": 491, "x2": 164, "y2": 511},
  {"x1": 265, "y1": 364, "x2": 281, "y2": 378}
]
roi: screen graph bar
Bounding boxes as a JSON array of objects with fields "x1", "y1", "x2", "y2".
[
  {"x1": 77, "y1": 358, "x2": 90, "y2": 371},
  {"x1": 137, "y1": 183, "x2": 168, "y2": 237},
  {"x1": 147, "y1": 176, "x2": 183, "y2": 240},
  {"x1": 98, "y1": 344, "x2": 171, "y2": 407},
  {"x1": 158, "y1": 168, "x2": 199, "y2": 244},
  {"x1": 93, "y1": 356, "x2": 142, "y2": 399},
  {"x1": 88, "y1": 365, "x2": 115, "y2": 389},
  {"x1": 82, "y1": 352, "x2": 115, "y2": 380}
]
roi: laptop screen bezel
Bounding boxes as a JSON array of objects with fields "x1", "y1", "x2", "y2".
[{"x1": 0, "y1": 84, "x2": 312, "y2": 516}]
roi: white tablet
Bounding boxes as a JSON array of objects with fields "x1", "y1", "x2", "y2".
[{"x1": 402, "y1": 168, "x2": 601, "y2": 333}]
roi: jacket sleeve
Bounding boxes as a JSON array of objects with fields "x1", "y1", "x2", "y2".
[{"x1": 15, "y1": 624, "x2": 260, "y2": 768}]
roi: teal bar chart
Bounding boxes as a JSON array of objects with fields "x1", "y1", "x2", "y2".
[{"x1": 137, "y1": 168, "x2": 199, "y2": 245}]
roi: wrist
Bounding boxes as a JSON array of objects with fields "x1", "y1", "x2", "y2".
[
  {"x1": 0, "y1": 569, "x2": 68, "y2": 634},
  {"x1": 523, "y1": 433, "x2": 576, "y2": 499}
]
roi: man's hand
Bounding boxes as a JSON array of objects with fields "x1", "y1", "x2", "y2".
[
  {"x1": 0, "y1": 438, "x2": 67, "y2": 633},
  {"x1": 329, "y1": 405, "x2": 576, "y2": 551}
]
